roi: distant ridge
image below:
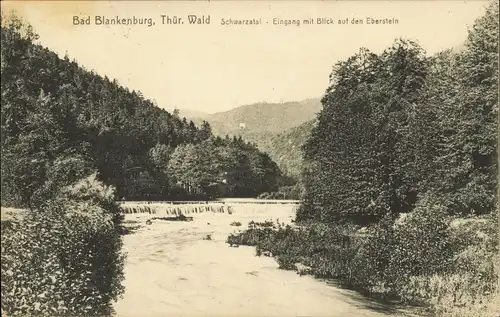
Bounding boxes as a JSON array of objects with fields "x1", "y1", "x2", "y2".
[
  {"x1": 199, "y1": 98, "x2": 321, "y2": 141},
  {"x1": 187, "y1": 98, "x2": 321, "y2": 179}
]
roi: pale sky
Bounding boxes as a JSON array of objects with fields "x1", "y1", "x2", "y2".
[{"x1": 1, "y1": 1, "x2": 490, "y2": 114}]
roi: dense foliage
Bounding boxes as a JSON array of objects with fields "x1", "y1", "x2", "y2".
[
  {"x1": 228, "y1": 208, "x2": 498, "y2": 316},
  {"x1": 192, "y1": 99, "x2": 321, "y2": 188},
  {"x1": 1, "y1": 175, "x2": 126, "y2": 317},
  {"x1": 0, "y1": 11, "x2": 282, "y2": 317},
  {"x1": 0, "y1": 13, "x2": 281, "y2": 207},
  {"x1": 167, "y1": 135, "x2": 280, "y2": 198},
  {"x1": 229, "y1": 2, "x2": 499, "y2": 316},
  {"x1": 300, "y1": 2, "x2": 498, "y2": 222}
]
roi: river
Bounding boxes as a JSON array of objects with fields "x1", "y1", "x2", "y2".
[{"x1": 114, "y1": 202, "x2": 419, "y2": 317}]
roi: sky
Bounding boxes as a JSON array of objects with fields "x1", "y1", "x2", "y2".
[{"x1": 1, "y1": 1, "x2": 490, "y2": 114}]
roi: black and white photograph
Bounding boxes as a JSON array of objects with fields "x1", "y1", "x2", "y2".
[{"x1": 0, "y1": 1, "x2": 498, "y2": 316}]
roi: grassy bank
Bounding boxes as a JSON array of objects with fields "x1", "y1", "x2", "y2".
[{"x1": 227, "y1": 209, "x2": 499, "y2": 316}]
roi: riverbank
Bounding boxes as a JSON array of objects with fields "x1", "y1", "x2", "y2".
[{"x1": 114, "y1": 204, "x2": 420, "y2": 317}]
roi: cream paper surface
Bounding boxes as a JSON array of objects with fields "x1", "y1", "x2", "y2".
[{"x1": 0, "y1": 1, "x2": 493, "y2": 317}]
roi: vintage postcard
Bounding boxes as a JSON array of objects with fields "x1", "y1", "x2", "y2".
[{"x1": 0, "y1": 1, "x2": 498, "y2": 317}]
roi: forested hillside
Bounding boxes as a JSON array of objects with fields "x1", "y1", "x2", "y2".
[
  {"x1": 190, "y1": 99, "x2": 320, "y2": 184},
  {"x1": 0, "y1": 15, "x2": 281, "y2": 207},
  {"x1": 260, "y1": 119, "x2": 316, "y2": 180},
  {"x1": 197, "y1": 98, "x2": 321, "y2": 145}
]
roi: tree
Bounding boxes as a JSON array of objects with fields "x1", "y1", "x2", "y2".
[
  {"x1": 302, "y1": 40, "x2": 428, "y2": 223},
  {"x1": 199, "y1": 120, "x2": 212, "y2": 141},
  {"x1": 406, "y1": 1, "x2": 498, "y2": 215},
  {"x1": 0, "y1": 11, "x2": 283, "y2": 204}
]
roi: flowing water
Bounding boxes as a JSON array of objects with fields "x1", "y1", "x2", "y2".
[{"x1": 114, "y1": 202, "x2": 419, "y2": 317}]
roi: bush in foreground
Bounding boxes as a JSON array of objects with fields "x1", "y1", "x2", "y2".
[
  {"x1": 59, "y1": 173, "x2": 124, "y2": 228},
  {"x1": 1, "y1": 176, "x2": 126, "y2": 316},
  {"x1": 399, "y1": 214, "x2": 499, "y2": 316}
]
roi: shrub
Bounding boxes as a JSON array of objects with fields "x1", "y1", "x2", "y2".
[
  {"x1": 60, "y1": 173, "x2": 124, "y2": 228},
  {"x1": 227, "y1": 196, "x2": 498, "y2": 316},
  {"x1": 256, "y1": 184, "x2": 303, "y2": 200},
  {"x1": 30, "y1": 156, "x2": 95, "y2": 210},
  {"x1": 228, "y1": 195, "x2": 498, "y2": 308},
  {"x1": 392, "y1": 197, "x2": 454, "y2": 291},
  {"x1": 409, "y1": 215, "x2": 499, "y2": 316},
  {"x1": 1, "y1": 177, "x2": 126, "y2": 317}
]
